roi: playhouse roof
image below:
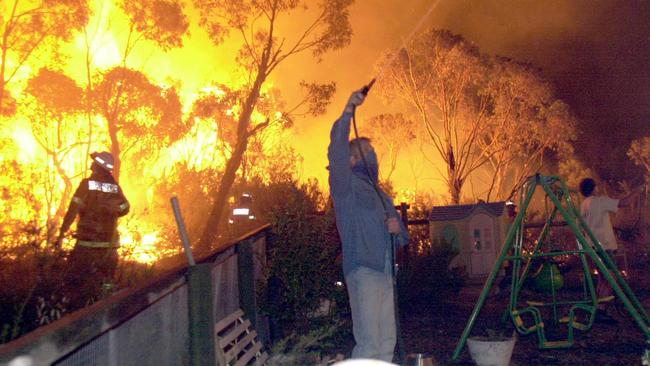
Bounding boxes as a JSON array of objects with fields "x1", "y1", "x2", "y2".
[{"x1": 428, "y1": 201, "x2": 506, "y2": 222}]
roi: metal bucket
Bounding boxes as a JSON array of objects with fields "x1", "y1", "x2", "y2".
[{"x1": 405, "y1": 353, "x2": 436, "y2": 366}]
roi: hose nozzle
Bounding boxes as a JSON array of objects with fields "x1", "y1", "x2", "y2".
[{"x1": 361, "y1": 78, "x2": 376, "y2": 96}]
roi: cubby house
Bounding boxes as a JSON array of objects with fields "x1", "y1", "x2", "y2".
[{"x1": 429, "y1": 201, "x2": 513, "y2": 281}]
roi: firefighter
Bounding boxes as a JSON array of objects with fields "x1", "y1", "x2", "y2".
[{"x1": 55, "y1": 151, "x2": 130, "y2": 309}]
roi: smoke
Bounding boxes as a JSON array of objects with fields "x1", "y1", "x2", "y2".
[{"x1": 432, "y1": 0, "x2": 650, "y2": 182}]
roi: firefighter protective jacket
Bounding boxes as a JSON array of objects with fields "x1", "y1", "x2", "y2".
[{"x1": 60, "y1": 169, "x2": 130, "y2": 247}]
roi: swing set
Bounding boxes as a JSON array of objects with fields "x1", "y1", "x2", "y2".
[{"x1": 452, "y1": 174, "x2": 650, "y2": 361}]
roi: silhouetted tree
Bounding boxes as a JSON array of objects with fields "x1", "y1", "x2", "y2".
[
  {"x1": 480, "y1": 57, "x2": 577, "y2": 201},
  {"x1": 193, "y1": 0, "x2": 353, "y2": 248},
  {"x1": 0, "y1": 0, "x2": 89, "y2": 116},
  {"x1": 93, "y1": 67, "x2": 184, "y2": 180},
  {"x1": 628, "y1": 137, "x2": 650, "y2": 177},
  {"x1": 23, "y1": 68, "x2": 86, "y2": 240},
  {"x1": 118, "y1": 0, "x2": 189, "y2": 64}
]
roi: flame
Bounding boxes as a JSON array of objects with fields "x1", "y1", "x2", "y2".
[
  {"x1": 119, "y1": 229, "x2": 160, "y2": 264},
  {"x1": 9, "y1": 122, "x2": 39, "y2": 163}
]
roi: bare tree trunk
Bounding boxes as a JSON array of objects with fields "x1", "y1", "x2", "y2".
[
  {"x1": 199, "y1": 66, "x2": 268, "y2": 249},
  {"x1": 84, "y1": 29, "x2": 94, "y2": 174},
  {"x1": 108, "y1": 119, "x2": 121, "y2": 181},
  {"x1": 447, "y1": 147, "x2": 461, "y2": 204},
  {"x1": 0, "y1": 44, "x2": 8, "y2": 114},
  {"x1": 449, "y1": 181, "x2": 461, "y2": 205}
]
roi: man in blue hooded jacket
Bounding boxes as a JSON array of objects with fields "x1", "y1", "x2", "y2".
[{"x1": 328, "y1": 89, "x2": 409, "y2": 362}]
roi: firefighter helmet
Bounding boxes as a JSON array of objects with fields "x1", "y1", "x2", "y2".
[{"x1": 90, "y1": 151, "x2": 115, "y2": 172}]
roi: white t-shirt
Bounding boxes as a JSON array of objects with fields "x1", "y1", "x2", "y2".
[{"x1": 580, "y1": 195, "x2": 619, "y2": 250}]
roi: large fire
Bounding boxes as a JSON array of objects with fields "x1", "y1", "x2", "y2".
[
  {"x1": 0, "y1": 1, "x2": 255, "y2": 263},
  {"x1": 1, "y1": 0, "x2": 454, "y2": 265}
]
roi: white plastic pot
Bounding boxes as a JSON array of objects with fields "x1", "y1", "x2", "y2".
[{"x1": 466, "y1": 335, "x2": 516, "y2": 366}]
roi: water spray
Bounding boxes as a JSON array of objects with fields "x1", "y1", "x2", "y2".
[{"x1": 373, "y1": 0, "x2": 443, "y2": 83}]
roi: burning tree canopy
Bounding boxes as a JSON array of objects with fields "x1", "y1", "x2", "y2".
[
  {"x1": 377, "y1": 28, "x2": 578, "y2": 204},
  {"x1": 193, "y1": 0, "x2": 354, "y2": 249},
  {"x1": 93, "y1": 66, "x2": 185, "y2": 180},
  {"x1": 0, "y1": 0, "x2": 90, "y2": 116},
  {"x1": 23, "y1": 68, "x2": 86, "y2": 242},
  {"x1": 0, "y1": 0, "x2": 354, "y2": 264}
]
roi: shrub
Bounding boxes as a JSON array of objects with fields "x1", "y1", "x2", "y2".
[
  {"x1": 397, "y1": 236, "x2": 465, "y2": 312},
  {"x1": 244, "y1": 179, "x2": 346, "y2": 340}
]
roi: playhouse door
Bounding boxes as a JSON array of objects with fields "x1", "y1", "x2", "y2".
[{"x1": 468, "y1": 213, "x2": 496, "y2": 277}]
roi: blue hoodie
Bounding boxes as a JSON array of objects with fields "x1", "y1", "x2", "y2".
[{"x1": 328, "y1": 111, "x2": 409, "y2": 277}]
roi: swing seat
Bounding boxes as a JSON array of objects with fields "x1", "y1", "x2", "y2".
[
  {"x1": 511, "y1": 307, "x2": 544, "y2": 335},
  {"x1": 541, "y1": 340, "x2": 573, "y2": 349},
  {"x1": 597, "y1": 295, "x2": 615, "y2": 303},
  {"x1": 559, "y1": 304, "x2": 595, "y2": 331}
]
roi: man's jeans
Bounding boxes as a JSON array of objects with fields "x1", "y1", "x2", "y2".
[{"x1": 345, "y1": 264, "x2": 396, "y2": 362}]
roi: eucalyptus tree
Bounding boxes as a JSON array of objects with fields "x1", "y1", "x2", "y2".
[
  {"x1": 0, "y1": 0, "x2": 89, "y2": 116},
  {"x1": 193, "y1": 0, "x2": 354, "y2": 248},
  {"x1": 378, "y1": 29, "x2": 490, "y2": 204}
]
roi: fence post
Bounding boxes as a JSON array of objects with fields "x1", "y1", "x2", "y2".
[
  {"x1": 187, "y1": 263, "x2": 216, "y2": 366},
  {"x1": 237, "y1": 239, "x2": 258, "y2": 332},
  {"x1": 399, "y1": 202, "x2": 410, "y2": 264}
]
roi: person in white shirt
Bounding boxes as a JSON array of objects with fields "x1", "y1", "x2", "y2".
[{"x1": 579, "y1": 178, "x2": 641, "y2": 322}]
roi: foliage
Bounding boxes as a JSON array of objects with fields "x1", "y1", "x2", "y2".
[
  {"x1": 119, "y1": 0, "x2": 190, "y2": 56},
  {"x1": 93, "y1": 66, "x2": 185, "y2": 179},
  {"x1": 0, "y1": 237, "x2": 68, "y2": 344},
  {"x1": 378, "y1": 28, "x2": 578, "y2": 204},
  {"x1": 390, "y1": 198, "x2": 466, "y2": 312},
  {"x1": 187, "y1": 83, "x2": 295, "y2": 183},
  {"x1": 152, "y1": 164, "x2": 222, "y2": 244},
  {"x1": 480, "y1": 57, "x2": 578, "y2": 201},
  {"x1": 250, "y1": 179, "x2": 344, "y2": 335},
  {"x1": 0, "y1": 0, "x2": 90, "y2": 115},
  {"x1": 0, "y1": 240, "x2": 156, "y2": 344},
  {"x1": 22, "y1": 68, "x2": 88, "y2": 238},
  {"x1": 267, "y1": 322, "x2": 342, "y2": 366},
  {"x1": 628, "y1": 136, "x2": 650, "y2": 180},
  {"x1": 193, "y1": 0, "x2": 353, "y2": 63},
  {"x1": 377, "y1": 29, "x2": 491, "y2": 204},
  {"x1": 397, "y1": 235, "x2": 465, "y2": 312}
]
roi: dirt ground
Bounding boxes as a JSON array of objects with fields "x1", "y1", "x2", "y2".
[
  {"x1": 393, "y1": 236, "x2": 650, "y2": 366},
  {"x1": 399, "y1": 276, "x2": 650, "y2": 366},
  {"x1": 327, "y1": 240, "x2": 650, "y2": 366},
  {"x1": 329, "y1": 280, "x2": 649, "y2": 366}
]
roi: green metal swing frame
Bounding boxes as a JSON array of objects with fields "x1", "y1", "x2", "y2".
[{"x1": 452, "y1": 174, "x2": 650, "y2": 362}]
